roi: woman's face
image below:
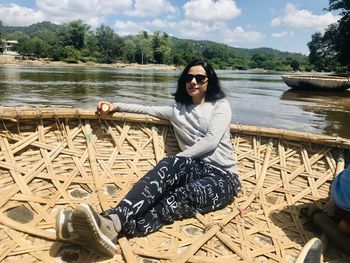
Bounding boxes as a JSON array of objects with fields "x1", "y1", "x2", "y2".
[{"x1": 185, "y1": 65, "x2": 208, "y2": 105}]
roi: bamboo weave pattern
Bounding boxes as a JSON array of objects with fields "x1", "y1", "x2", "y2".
[{"x1": 0, "y1": 107, "x2": 349, "y2": 263}]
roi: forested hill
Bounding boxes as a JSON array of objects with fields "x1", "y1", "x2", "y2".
[
  {"x1": 1, "y1": 21, "x2": 310, "y2": 71},
  {"x1": 169, "y1": 37, "x2": 309, "y2": 70},
  {"x1": 1, "y1": 21, "x2": 61, "y2": 36}
]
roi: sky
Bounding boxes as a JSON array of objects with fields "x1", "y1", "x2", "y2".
[{"x1": 0, "y1": 0, "x2": 341, "y2": 54}]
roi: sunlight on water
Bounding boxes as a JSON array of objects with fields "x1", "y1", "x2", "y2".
[{"x1": 1, "y1": 65, "x2": 350, "y2": 138}]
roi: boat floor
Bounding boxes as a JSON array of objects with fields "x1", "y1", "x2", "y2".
[{"x1": 1, "y1": 108, "x2": 350, "y2": 262}]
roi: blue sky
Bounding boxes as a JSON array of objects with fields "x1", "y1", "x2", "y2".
[{"x1": 0, "y1": 0, "x2": 340, "y2": 54}]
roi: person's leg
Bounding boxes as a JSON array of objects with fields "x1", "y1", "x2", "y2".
[
  {"x1": 60, "y1": 156, "x2": 203, "y2": 256},
  {"x1": 339, "y1": 219, "x2": 350, "y2": 234},
  {"x1": 68, "y1": 158, "x2": 240, "y2": 241},
  {"x1": 311, "y1": 209, "x2": 350, "y2": 256},
  {"x1": 335, "y1": 205, "x2": 350, "y2": 234},
  {"x1": 104, "y1": 156, "x2": 202, "y2": 231},
  {"x1": 119, "y1": 163, "x2": 241, "y2": 237}
]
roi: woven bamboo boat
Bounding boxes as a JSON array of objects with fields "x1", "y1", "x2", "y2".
[
  {"x1": 282, "y1": 74, "x2": 350, "y2": 91},
  {"x1": 1, "y1": 106, "x2": 350, "y2": 263}
]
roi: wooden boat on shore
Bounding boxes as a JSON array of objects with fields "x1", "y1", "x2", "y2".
[
  {"x1": 1, "y1": 106, "x2": 350, "y2": 263},
  {"x1": 282, "y1": 74, "x2": 350, "y2": 91}
]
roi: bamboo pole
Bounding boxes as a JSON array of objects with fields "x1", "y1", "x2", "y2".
[{"x1": 1, "y1": 106, "x2": 350, "y2": 149}]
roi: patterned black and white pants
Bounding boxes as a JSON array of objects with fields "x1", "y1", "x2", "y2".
[{"x1": 103, "y1": 156, "x2": 241, "y2": 237}]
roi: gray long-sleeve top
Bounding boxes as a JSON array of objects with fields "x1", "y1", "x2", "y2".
[{"x1": 114, "y1": 99, "x2": 237, "y2": 173}]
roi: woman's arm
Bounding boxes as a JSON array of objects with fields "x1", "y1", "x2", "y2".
[
  {"x1": 177, "y1": 100, "x2": 232, "y2": 158},
  {"x1": 97, "y1": 101, "x2": 173, "y2": 120}
]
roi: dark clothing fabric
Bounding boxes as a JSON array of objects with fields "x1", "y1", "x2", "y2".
[
  {"x1": 335, "y1": 205, "x2": 350, "y2": 225},
  {"x1": 103, "y1": 156, "x2": 241, "y2": 237}
]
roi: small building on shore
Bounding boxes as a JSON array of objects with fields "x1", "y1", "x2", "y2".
[{"x1": 1, "y1": 39, "x2": 19, "y2": 55}]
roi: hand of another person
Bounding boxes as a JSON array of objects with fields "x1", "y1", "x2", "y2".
[{"x1": 97, "y1": 101, "x2": 115, "y2": 115}]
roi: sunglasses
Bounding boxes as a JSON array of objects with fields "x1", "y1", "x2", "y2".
[{"x1": 185, "y1": 74, "x2": 208, "y2": 84}]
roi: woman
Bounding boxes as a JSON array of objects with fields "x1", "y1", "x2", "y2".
[{"x1": 56, "y1": 59, "x2": 241, "y2": 257}]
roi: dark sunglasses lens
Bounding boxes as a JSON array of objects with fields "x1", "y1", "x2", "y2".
[
  {"x1": 185, "y1": 74, "x2": 207, "y2": 83},
  {"x1": 185, "y1": 74, "x2": 194, "y2": 82},
  {"x1": 195, "y1": 75, "x2": 206, "y2": 83}
]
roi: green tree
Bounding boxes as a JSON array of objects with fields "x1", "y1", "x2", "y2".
[
  {"x1": 64, "y1": 45, "x2": 81, "y2": 61},
  {"x1": 250, "y1": 53, "x2": 267, "y2": 69},
  {"x1": 328, "y1": 0, "x2": 350, "y2": 11},
  {"x1": 0, "y1": 20, "x2": 3, "y2": 41},
  {"x1": 151, "y1": 31, "x2": 172, "y2": 64},
  {"x1": 95, "y1": 24, "x2": 124, "y2": 63},
  {"x1": 60, "y1": 20, "x2": 90, "y2": 50},
  {"x1": 307, "y1": 0, "x2": 350, "y2": 72},
  {"x1": 159, "y1": 32, "x2": 172, "y2": 64},
  {"x1": 2, "y1": 20, "x2": 313, "y2": 70},
  {"x1": 133, "y1": 31, "x2": 152, "y2": 64},
  {"x1": 171, "y1": 40, "x2": 200, "y2": 65},
  {"x1": 45, "y1": 43, "x2": 65, "y2": 61},
  {"x1": 308, "y1": 32, "x2": 325, "y2": 70},
  {"x1": 328, "y1": 0, "x2": 350, "y2": 70},
  {"x1": 80, "y1": 31, "x2": 99, "y2": 62},
  {"x1": 152, "y1": 31, "x2": 162, "y2": 63},
  {"x1": 122, "y1": 39, "x2": 137, "y2": 63},
  {"x1": 15, "y1": 33, "x2": 48, "y2": 58}
]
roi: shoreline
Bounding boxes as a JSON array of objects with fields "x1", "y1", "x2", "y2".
[{"x1": 0, "y1": 55, "x2": 178, "y2": 70}]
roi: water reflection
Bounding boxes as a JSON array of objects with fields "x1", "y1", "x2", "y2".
[
  {"x1": 280, "y1": 89, "x2": 350, "y2": 137},
  {"x1": 0, "y1": 66, "x2": 178, "y2": 107},
  {"x1": 0, "y1": 66, "x2": 349, "y2": 138}
]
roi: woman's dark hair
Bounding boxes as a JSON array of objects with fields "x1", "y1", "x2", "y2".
[{"x1": 173, "y1": 59, "x2": 226, "y2": 105}]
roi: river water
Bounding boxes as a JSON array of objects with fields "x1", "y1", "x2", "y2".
[{"x1": 1, "y1": 65, "x2": 350, "y2": 138}]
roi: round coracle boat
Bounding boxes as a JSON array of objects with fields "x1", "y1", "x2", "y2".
[
  {"x1": 282, "y1": 74, "x2": 350, "y2": 91},
  {"x1": 0, "y1": 106, "x2": 350, "y2": 263}
]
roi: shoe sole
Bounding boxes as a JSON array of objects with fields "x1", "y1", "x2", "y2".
[
  {"x1": 55, "y1": 209, "x2": 67, "y2": 240},
  {"x1": 72, "y1": 204, "x2": 116, "y2": 257},
  {"x1": 55, "y1": 209, "x2": 87, "y2": 246}
]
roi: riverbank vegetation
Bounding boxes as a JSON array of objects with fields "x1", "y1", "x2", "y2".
[
  {"x1": 1, "y1": 21, "x2": 309, "y2": 71},
  {"x1": 0, "y1": 0, "x2": 348, "y2": 72},
  {"x1": 307, "y1": 0, "x2": 350, "y2": 73}
]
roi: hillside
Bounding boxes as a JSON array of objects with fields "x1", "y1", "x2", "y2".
[{"x1": 1, "y1": 21, "x2": 311, "y2": 71}]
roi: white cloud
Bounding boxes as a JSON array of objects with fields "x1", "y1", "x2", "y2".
[
  {"x1": 272, "y1": 30, "x2": 295, "y2": 38},
  {"x1": 175, "y1": 20, "x2": 213, "y2": 38},
  {"x1": 271, "y1": 3, "x2": 340, "y2": 31},
  {"x1": 0, "y1": 0, "x2": 134, "y2": 27},
  {"x1": 114, "y1": 20, "x2": 146, "y2": 36},
  {"x1": 223, "y1": 26, "x2": 265, "y2": 44},
  {"x1": 36, "y1": 0, "x2": 133, "y2": 26},
  {"x1": 0, "y1": 4, "x2": 45, "y2": 26},
  {"x1": 149, "y1": 19, "x2": 168, "y2": 28},
  {"x1": 0, "y1": 1, "x2": 267, "y2": 50},
  {"x1": 126, "y1": 0, "x2": 177, "y2": 17},
  {"x1": 183, "y1": 0, "x2": 241, "y2": 22},
  {"x1": 146, "y1": 19, "x2": 264, "y2": 46},
  {"x1": 36, "y1": 0, "x2": 132, "y2": 16}
]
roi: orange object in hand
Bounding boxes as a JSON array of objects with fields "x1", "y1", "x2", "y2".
[{"x1": 99, "y1": 103, "x2": 111, "y2": 114}]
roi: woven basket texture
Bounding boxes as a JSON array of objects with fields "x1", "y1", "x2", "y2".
[{"x1": 0, "y1": 107, "x2": 349, "y2": 263}]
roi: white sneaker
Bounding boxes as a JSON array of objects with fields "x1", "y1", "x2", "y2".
[{"x1": 71, "y1": 204, "x2": 119, "y2": 257}]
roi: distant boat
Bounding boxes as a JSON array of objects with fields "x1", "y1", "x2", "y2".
[{"x1": 282, "y1": 74, "x2": 350, "y2": 91}]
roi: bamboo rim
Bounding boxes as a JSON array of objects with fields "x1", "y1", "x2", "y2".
[{"x1": 1, "y1": 106, "x2": 349, "y2": 149}]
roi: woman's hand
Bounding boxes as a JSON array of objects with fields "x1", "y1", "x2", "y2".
[{"x1": 97, "y1": 101, "x2": 115, "y2": 115}]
